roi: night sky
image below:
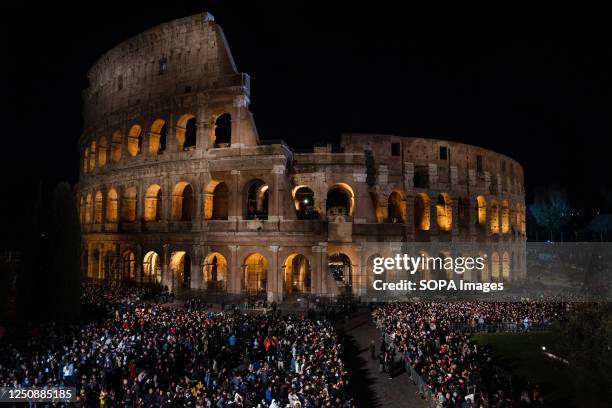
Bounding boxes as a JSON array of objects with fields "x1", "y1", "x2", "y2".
[{"x1": 3, "y1": 2, "x2": 611, "y2": 247}]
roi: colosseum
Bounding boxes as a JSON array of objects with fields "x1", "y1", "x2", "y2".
[{"x1": 76, "y1": 12, "x2": 526, "y2": 302}]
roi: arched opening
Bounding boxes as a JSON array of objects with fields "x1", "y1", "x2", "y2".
[
  {"x1": 477, "y1": 195, "x2": 487, "y2": 228},
  {"x1": 293, "y1": 186, "x2": 317, "y2": 219},
  {"x1": 172, "y1": 182, "x2": 194, "y2": 221},
  {"x1": 491, "y1": 252, "x2": 500, "y2": 280},
  {"x1": 479, "y1": 252, "x2": 489, "y2": 282},
  {"x1": 111, "y1": 130, "x2": 122, "y2": 162},
  {"x1": 326, "y1": 184, "x2": 354, "y2": 218},
  {"x1": 127, "y1": 125, "x2": 142, "y2": 157},
  {"x1": 89, "y1": 141, "x2": 96, "y2": 172},
  {"x1": 121, "y1": 187, "x2": 138, "y2": 222},
  {"x1": 283, "y1": 254, "x2": 311, "y2": 294},
  {"x1": 328, "y1": 253, "x2": 352, "y2": 288},
  {"x1": 122, "y1": 251, "x2": 135, "y2": 280},
  {"x1": 245, "y1": 179, "x2": 269, "y2": 220},
  {"x1": 98, "y1": 136, "x2": 108, "y2": 167},
  {"x1": 436, "y1": 193, "x2": 452, "y2": 231},
  {"x1": 214, "y1": 113, "x2": 231, "y2": 146},
  {"x1": 94, "y1": 191, "x2": 103, "y2": 224},
  {"x1": 501, "y1": 200, "x2": 510, "y2": 234},
  {"x1": 490, "y1": 200, "x2": 499, "y2": 234},
  {"x1": 170, "y1": 251, "x2": 191, "y2": 291},
  {"x1": 458, "y1": 195, "x2": 470, "y2": 232},
  {"x1": 149, "y1": 119, "x2": 167, "y2": 155},
  {"x1": 176, "y1": 114, "x2": 197, "y2": 150},
  {"x1": 414, "y1": 193, "x2": 431, "y2": 231},
  {"x1": 143, "y1": 251, "x2": 161, "y2": 283},
  {"x1": 79, "y1": 196, "x2": 84, "y2": 224},
  {"x1": 144, "y1": 184, "x2": 162, "y2": 221},
  {"x1": 83, "y1": 148, "x2": 89, "y2": 174},
  {"x1": 204, "y1": 181, "x2": 229, "y2": 220},
  {"x1": 366, "y1": 254, "x2": 384, "y2": 292},
  {"x1": 243, "y1": 253, "x2": 268, "y2": 293},
  {"x1": 502, "y1": 252, "x2": 511, "y2": 280},
  {"x1": 91, "y1": 248, "x2": 100, "y2": 279},
  {"x1": 106, "y1": 189, "x2": 118, "y2": 223},
  {"x1": 184, "y1": 118, "x2": 197, "y2": 149},
  {"x1": 203, "y1": 252, "x2": 228, "y2": 291},
  {"x1": 515, "y1": 203, "x2": 521, "y2": 231},
  {"x1": 85, "y1": 193, "x2": 92, "y2": 224},
  {"x1": 388, "y1": 191, "x2": 407, "y2": 223}
]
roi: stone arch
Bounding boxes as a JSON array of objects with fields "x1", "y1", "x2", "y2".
[
  {"x1": 326, "y1": 183, "x2": 355, "y2": 218},
  {"x1": 122, "y1": 250, "x2": 135, "y2": 280},
  {"x1": 502, "y1": 251, "x2": 511, "y2": 280},
  {"x1": 490, "y1": 200, "x2": 499, "y2": 234},
  {"x1": 144, "y1": 184, "x2": 162, "y2": 221},
  {"x1": 106, "y1": 189, "x2": 118, "y2": 223},
  {"x1": 436, "y1": 192, "x2": 452, "y2": 231},
  {"x1": 98, "y1": 136, "x2": 108, "y2": 167},
  {"x1": 111, "y1": 130, "x2": 122, "y2": 162},
  {"x1": 477, "y1": 195, "x2": 487, "y2": 228},
  {"x1": 204, "y1": 180, "x2": 229, "y2": 220},
  {"x1": 127, "y1": 125, "x2": 142, "y2": 157},
  {"x1": 283, "y1": 254, "x2": 311, "y2": 294},
  {"x1": 213, "y1": 112, "x2": 231, "y2": 146},
  {"x1": 245, "y1": 179, "x2": 269, "y2": 220},
  {"x1": 142, "y1": 251, "x2": 161, "y2": 283},
  {"x1": 176, "y1": 113, "x2": 197, "y2": 150},
  {"x1": 149, "y1": 119, "x2": 167, "y2": 155},
  {"x1": 170, "y1": 251, "x2": 191, "y2": 291},
  {"x1": 243, "y1": 253, "x2": 268, "y2": 293},
  {"x1": 85, "y1": 193, "x2": 92, "y2": 224},
  {"x1": 94, "y1": 191, "x2": 103, "y2": 224},
  {"x1": 491, "y1": 252, "x2": 500, "y2": 280},
  {"x1": 121, "y1": 187, "x2": 138, "y2": 222},
  {"x1": 89, "y1": 140, "x2": 96, "y2": 172},
  {"x1": 388, "y1": 191, "x2": 407, "y2": 224},
  {"x1": 293, "y1": 185, "x2": 317, "y2": 219},
  {"x1": 414, "y1": 193, "x2": 431, "y2": 231},
  {"x1": 457, "y1": 195, "x2": 470, "y2": 232},
  {"x1": 203, "y1": 252, "x2": 228, "y2": 291},
  {"x1": 501, "y1": 200, "x2": 510, "y2": 234},
  {"x1": 328, "y1": 253, "x2": 353, "y2": 287},
  {"x1": 171, "y1": 181, "x2": 194, "y2": 221}
]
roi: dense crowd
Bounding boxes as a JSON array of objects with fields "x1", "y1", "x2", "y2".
[
  {"x1": 373, "y1": 301, "x2": 569, "y2": 407},
  {"x1": 0, "y1": 285, "x2": 352, "y2": 407}
]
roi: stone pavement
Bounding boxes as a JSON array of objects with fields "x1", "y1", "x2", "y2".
[{"x1": 342, "y1": 311, "x2": 428, "y2": 408}]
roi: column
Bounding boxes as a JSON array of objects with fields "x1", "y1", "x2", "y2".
[
  {"x1": 267, "y1": 245, "x2": 280, "y2": 302},
  {"x1": 191, "y1": 245, "x2": 202, "y2": 289},
  {"x1": 228, "y1": 245, "x2": 240, "y2": 293}
]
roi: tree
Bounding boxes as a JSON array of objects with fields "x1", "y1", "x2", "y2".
[{"x1": 528, "y1": 187, "x2": 570, "y2": 241}]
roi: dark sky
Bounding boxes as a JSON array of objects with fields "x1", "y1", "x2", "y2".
[{"x1": 3, "y1": 2, "x2": 611, "y2": 247}]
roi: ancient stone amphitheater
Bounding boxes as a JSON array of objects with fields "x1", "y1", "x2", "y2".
[{"x1": 76, "y1": 13, "x2": 526, "y2": 301}]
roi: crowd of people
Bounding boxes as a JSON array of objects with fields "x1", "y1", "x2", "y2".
[
  {"x1": 0, "y1": 284, "x2": 353, "y2": 407},
  {"x1": 372, "y1": 301, "x2": 569, "y2": 407}
]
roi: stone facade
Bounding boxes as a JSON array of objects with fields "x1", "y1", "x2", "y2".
[{"x1": 76, "y1": 13, "x2": 526, "y2": 301}]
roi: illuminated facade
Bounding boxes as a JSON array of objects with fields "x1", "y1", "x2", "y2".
[{"x1": 76, "y1": 13, "x2": 526, "y2": 301}]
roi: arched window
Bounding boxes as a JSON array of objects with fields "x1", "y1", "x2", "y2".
[
  {"x1": 172, "y1": 182, "x2": 194, "y2": 221},
  {"x1": 89, "y1": 141, "x2": 96, "y2": 172},
  {"x1": 85, "y1": 193, "x2": 92, "y2": 224},
  {"x1": 490, "y1": 200, "x2": 499, "y2": 234},
  {"x1": 243, "y1": 253, "x2": 268, "y2": 292},
  {"x1": 414, "y1": 193, "x2": 430, "y2": 231},
  {"x1": 204, "y1": 181, "x2": 229, "y2": 220},
  {"x1": 477, "y1": 195, "x2": 487, "y2": 227},
  {"x1": 502, "y1": 252, "x2": 511, "y2": 280},
  {"x1": 111, "y1": 130, "x2": 122, "y2": 162},
  {"x1": 83, "y1": 148, "x2": 89, "y2": 174},
  {"x1": 184, "y1": 118, "x2": 197, "y2": 149},
  {"x1": 436, "y1": 193, "x2": 452, "y2": 231},
  {"x1": 149, "y1": 119, "x2": 166, "y2": 155},
  {"x1": 328, "y1": 253, "x2": 352, "y2": 288},
  {"x1": 203, "y1": 252, "x2": 228, "y2": 291},
  {"x1": 176, "y1": 114, "x2": 197, "y2": 150},
  {"x1": 122, "y1": 251, "x2": 135, "y2": 280},
  {"x1": 127, "y1": 125, "x2": 142, "y2": 157},
  {"x1": 501, "y1": 200, "x2": 510, "y2": 234},
  {"x1": 106, "y1": 189, "x2": 118, "y2": 223},
  {"x1": 143, "y1": 251, "x2": 161, "y2": 283},
  {"x1": 326, "y1": 184, "x2": 354, "y2": 218},
  {"x1": 94, "y1": 191, "x2": 103, "y2": 224},
  {"x1": 98, "y1": 136, "x2": 108, "y2": 167},
  {"x1": 245, "y1": 179, "x2": 269, "y2": 220},
  {"x1": 214, "y1": 113, "x2": 231, "y2": 146},
  {"x1": 283, "y1": 254, "x2": 311, "y2": 294},
  {"x1": 491, "y1": 252, "x2": 500, "y2": 280},
  {"x1": 293, "y1": 186, "x2": 317, "y2": 220},
  {"x1": 170, "y1": 251, "x2": 191, "y2": 290},
  {"x1": 121, "y1": 187, "x2": 138, "y2": 222},
  {"x1": 457, "y1": 195, "x2": 470, "y2": 232},
  {"x1": 388, "y1": 191, "x2": 407, "y2": 223},
  {"x1": 144, "y1": 185, "x2": 162, "y2": 221}
]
